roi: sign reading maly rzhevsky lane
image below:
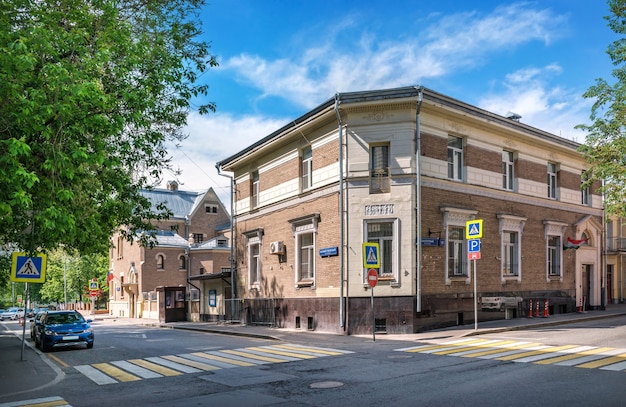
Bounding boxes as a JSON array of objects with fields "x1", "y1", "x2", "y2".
[{"x1": 11, "y1": 252, "x2": 47, "y2": 283}]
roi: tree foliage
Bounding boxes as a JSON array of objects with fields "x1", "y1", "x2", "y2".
[
  {"x1": 0, "y1": 0, "x2": 217, "y2": 258},
  {"x1": 578, "y1": 0, "x2": 626, "y2": 216}
]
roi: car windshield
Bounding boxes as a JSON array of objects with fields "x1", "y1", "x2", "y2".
[{"x1": 46, "y1": 313, "x2": 84, "y2": 325}]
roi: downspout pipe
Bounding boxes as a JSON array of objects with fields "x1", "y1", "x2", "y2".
[
  {"x1": 335, "y1": 93, "x2": 346, "y2": 329},
  {"x1": 184, "y1": 216, "x2": 201, "y2": 318},
  {"x1": 216, "y1": 165, "x2": 237, "y2": 303},
  {"x1": 415, "y1": 86, "x2": 424, "y2": 313}
]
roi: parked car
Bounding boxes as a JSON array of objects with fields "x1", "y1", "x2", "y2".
[
  {"x1": 28, "y1": 307, "x2": 49, "y2": 320},
  {"x1": 34, "y1": 311, "x2": 94, "y2": 352},
  {"x1": 0, "y1": 307, "x2": 25, "y2": 321},
  {"x1": 30, "y1": 311, "x2": 46, "y2": 340},
  {"x1": 481, "y1": 295, "x2": 523, "y2": 311}
]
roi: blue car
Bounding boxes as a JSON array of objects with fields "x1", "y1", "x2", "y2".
[{"x1": 35, "y1": 311, "x2": 94, "y2": 352}]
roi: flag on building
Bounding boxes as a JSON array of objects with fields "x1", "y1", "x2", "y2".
[
  {"x1": 107, "y1": 271, "x2": 114, "y2": 282},
  {"x1": 564, "y1": 237, "x2": 589, "y2": 250}
]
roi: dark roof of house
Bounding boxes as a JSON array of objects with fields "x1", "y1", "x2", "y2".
[{"x1": 140, "y1": 188, "x2": 210, "y2": 220}]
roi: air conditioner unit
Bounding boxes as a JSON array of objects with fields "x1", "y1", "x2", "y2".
[{"x1": 269, "y1": 241, "x2": 285, "y2": 255}]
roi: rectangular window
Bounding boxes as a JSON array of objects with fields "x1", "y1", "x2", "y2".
[
  {"x1": 249, "y1": 242, "x2": 261, "y2": 285},
  {"x1": 502, "y1": 151, "x2": 514, "y2": 190},
  {"x1": 581, "y1": 172, "x2": 590, "y2": 206},
  {"x1": 193, "y1": 233, "x2": 203, "y2": 244},
  {"x1": 298, "y1": 232, "x2": 315, "y2": 281},
  {"x1": 301, "y1": 146, "x2": 312, "y2": 191},
  {"x1": 251, "y1": 171, "x2": 259, "y2": 208},
  {"x1": 367, "y1": 221, "x2": 394, "y2": 276},
  {"x1": 503, "y1": 232, "x2": 519, "y2": 276},
  {"x1": 547, "y1": 163, "x2": 558, "y2": 199},
  {"x1": 548, "y1": 235, "x2": 561, "y2": 276},
  {"x1": 447, "y1": 136, "x2": 463, "y2": 181},
  {"x1": 447, "y1": 226, "x2": 467, "y2": 276},
  {"x1": 370, "y1": 144, "x2": 390, "y2": 193}
]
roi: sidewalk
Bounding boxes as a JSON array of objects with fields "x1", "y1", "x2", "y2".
[{"x1": 2, "y1": 304, "x2": 626, "y2": 398}]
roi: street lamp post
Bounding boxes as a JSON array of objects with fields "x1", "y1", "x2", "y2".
[{"x1": 64, "y1": 258, "x2": 67, "y2": 310}]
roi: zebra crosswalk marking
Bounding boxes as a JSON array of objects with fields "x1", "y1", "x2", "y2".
[
  {"x1": 246, "y1": 346, "x2": 318, "y2": 359},
  {"x1": 190, "y1": 351, "x2": 256, "y2": 367},
  {"x1": 110, "y1": 360, "x2": 163, "y2": 379},
  {"x1": 0, "y1": 396, "x2": 71, "y2": 407},
  {"x1": 495, "y1": 345, "x2": 574, "y2": 361},
  {"x1": 92, "y1": 363, "x2": 141, "y2": 382},
  {"x1": 533, "y1": 346, "x2": 603, "y2": 365},
  {"x1": 161, "y1": 355, "x2": 220, "y2": 371},
  {"x1": 128, "y1": 359, "x2": 183, "y2": 376},
  {"x1": 271, "y1": 344, "x2": 349, "y2": 356},
  {"x1": 220, "y1": 349, "x2": 290, "y2": 363},
  {"x1": 432, "y1": 340, "x2": 517, "y2": 356},
  {"x1": 576, "y1": 352, "x2": 626, "y2": 369},
  {"x1": 74, "y1": 344, "x2": 352, "y2": 386}
]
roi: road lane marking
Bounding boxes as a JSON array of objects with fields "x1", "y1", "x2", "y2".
[
  {"x1": 74, "y1": 365, "x2": 118, "y2": 385},
  {"x1": 190, "y1": 352, "x2": 256, "y2": 367},
  {"x1": 220, "y1": 349, "x2": 290, "y2": 363},
  {"x1": 575, "y1": 351, "x2": 626, "y2": 369},
  {"x1": 110, "y1": 360, "x2": 163, "y2": 379},
  {"x1": 145, "y1": 356, "x2": 202, "y2": 373},
  {"x1": 246, "y1": 346, "x2": 318, "y2": 359},
  {"x1": 127, "y1": 359, "x2": 183, "y2": 376},
  {"x1": 161, "y1": 355, "x2": 220, "y2": 371},
  {"x1": 91, "y1": 363, "x2": 141, "y2": 382},
  {"x1": 0, "y1": 396, "x2": 71, "y2": 407}
]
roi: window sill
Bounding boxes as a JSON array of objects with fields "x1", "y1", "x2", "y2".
[{"x1": 296, "y1": 281, "x2": 314, "y2": 288}]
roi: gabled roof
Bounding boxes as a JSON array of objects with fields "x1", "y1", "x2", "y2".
[
  {"x1": 140, "y1": 187, "x2": 210, "y2": 220},
  {"x1": 153, "y1": 230, "x2": 189, "y2": 247}
]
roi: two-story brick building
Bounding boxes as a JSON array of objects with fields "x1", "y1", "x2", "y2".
[
  {"x1": 108, "y1": 181, "x2": 232, "y2": 322},
  {"x1": 216, "y1": 86, "x2": 603, "y2": 334}
]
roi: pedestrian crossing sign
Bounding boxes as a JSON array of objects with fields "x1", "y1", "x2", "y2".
[
  {"x1": 465, "y1": 219, "x2": 483, "y2": 239},
  {"x1": 11, "y1": 252, "x2": 47, "y2": 283},
  {"x1": 362, "y1": 242, "x2": 380, "y2": 268}
]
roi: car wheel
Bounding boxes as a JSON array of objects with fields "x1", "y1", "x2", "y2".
[
  {"x1": 87, "y1": 342, "x2": 94, "y2": 349},
  {"x1": 41, "y1": 340, "x2": 51, "y2": 352}
]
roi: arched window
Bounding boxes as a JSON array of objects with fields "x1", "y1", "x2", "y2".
[
  {"x1": 156, "y1": 254, "x2": 165, "y2": 270},
  {"x1": 179, "y1": 255, "x2": 186, "y2": 270}
]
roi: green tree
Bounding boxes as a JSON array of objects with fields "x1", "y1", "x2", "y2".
[
  {"x1": 578, "y1": 0, "x2": 626, "y2": 216},
  {"x1": 0, "y1": 0, "x2": 217, "y2": 264}
]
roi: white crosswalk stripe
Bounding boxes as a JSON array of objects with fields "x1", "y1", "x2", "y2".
[
  {"x1": 73, "y1": 344, "x2": 353, "y2": 385},
  {"x1": 396, "y1": 339, "x2": 626, "y2": 373}
]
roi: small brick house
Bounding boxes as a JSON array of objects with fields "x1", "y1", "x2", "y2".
[
  {"x1": 216, "y1": 86, "x2": 603, "y2": 334},
  {"x1": 108, "y1": 181, "x2": 232, "y2": 321}
]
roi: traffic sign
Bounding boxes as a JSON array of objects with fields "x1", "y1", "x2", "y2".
[
  {"x1": 468, "y1": 239, "x2": 481, "y2": 253},
  {"x1": 89, "y1": 279, "x2": 99, "y2": 290},
  {"x1": 465, "y1": 219, "x2": 483, "y2": 239},
  {"x1": 362, "y1": 243, "x2": 380, "y2": 268},
  {"x1": 367, "y1": 269, "x2": 379, "y2": 288},
  {"x1": 11, "y1": 252, "x2": 47, "y2": 283},
  {"x1": 468, "y1": 252, "x2": 481, "y2": 260},
  {"x1": 90, "y1": 290, "x2": 99, "y2": 298}
]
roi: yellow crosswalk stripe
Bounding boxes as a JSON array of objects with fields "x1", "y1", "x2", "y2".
[
  {"x1": 128, "y1": 359, "x2": 183, "y2": 376},
  {"x1": 496, "y1": 345, "x2": 579, "y2": 361},
  {"x1": 534, "y1": 347, "x2": 614, "y2": 365},
  {"x1": 576, "y1": 353, "x2": 626, "y2": 369},
  {"x1": 247, "y1": 346, "x2": 317, "y2": 359},
  {"x1": 92, "y1": 363, "x2": 141, "y2": 382},
  {"x1": 221, "y1": 349, "x2": 288, "y2": 363},
  {"x1": 271, "y1": 344, "x2": 344, "y2": 356},
  {"x1": 462, "y1": 342, "x2": 543, "y2": 358},
  {"x1": 190, "y1": 352, "x2": 256, "y2": 367},
  {"x1": 432, "y1": 340, "x2": 518, "y2": 355},
  {"x1": 161, "y1": 355, "x2": 220, "y2": 371},
  {"x1": 405, "y1": 339, "x2": 489, "y2": 353}
]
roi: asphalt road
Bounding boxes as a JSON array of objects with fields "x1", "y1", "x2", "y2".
[{"x1": 3, "y1": 316, "x2": 626, "y2": 406}]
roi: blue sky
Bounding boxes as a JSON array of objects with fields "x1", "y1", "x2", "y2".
[{"x1": 164, "y1": 0, "x2": 619, "y2": 205}]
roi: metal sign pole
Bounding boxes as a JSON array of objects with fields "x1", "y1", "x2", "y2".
[
  {"x1": 371, "y1": 287, "x2": 375, "y2": 342},
  {"x1": 473, "y1": 259, "x2": 478, "y2": 331}
]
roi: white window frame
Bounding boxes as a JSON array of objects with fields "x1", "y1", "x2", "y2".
[
  {"x1": 547, "y1": 163, "x2": 558, "y2": 199},
  {"x1": 370, "y1": 143, "x2": 390, "y2": 194},
  {"x1": 441, "y1": 207, "x2": 477, "y2": 284},
  {"x1": 447, "y1": 136, "x2": 464, "y2": 181},
  {"x1": 156, "y1": 253, "x2": 165, "y2": 270},
  {"x1": 290, "y1": 214, "x2": 319, "y2": 287},
  {"x1": 251, "y1": 170, "x2": 259, "y2": 209},
  {"x1": 363, "y1": 218, "x2": 399, "y2": 284},
  {"x1": 498, "y1": 214, "x2": 526, "y2": 283},
  {"x1": 301, "y1": 146, "x2": 313, "y2": 191},
  {"x1": 544, "y1": 220, "x2": 567, "y2": 282},
  {"x1": 502, "y1": 151, "x2": 515, "y2": 191},
  {"x1": 581, "y1": 172, "x2": 590, "y2": 206},
  {"x1": 244, "y1": 229, "x2": 264, "y2": 289}
]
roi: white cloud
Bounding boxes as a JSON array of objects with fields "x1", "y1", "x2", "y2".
[
  {"x1": 478, "y1": 65, "x2": 591, "y2": 143},
  {"x1": 222, "y1": 3, "x2": 565, "y2": 108},
  {"x1": 162, "y1": 112, "x2": 287, "y2": 205}
]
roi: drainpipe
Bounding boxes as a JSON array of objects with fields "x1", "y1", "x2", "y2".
[
  {"x1": 415, "y1": 86, "x2": 424, "y2": 313},
  {"x1": 216, "y1": 165, "x2": 237, "y2": 310},
  {"x1": 184, "y1": 216, "x2": 201, "y2": 320},
  {"x1": 335, "y1": 93, "x2": 346, "y2": 330}
]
